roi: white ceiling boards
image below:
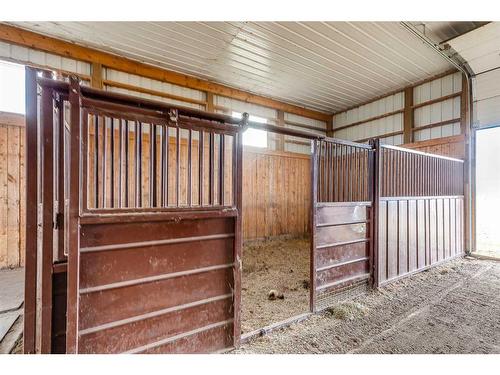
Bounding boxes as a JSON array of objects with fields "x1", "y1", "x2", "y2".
[{"x1": 7, "y1": 22, "x2": 454, "y2": 113}]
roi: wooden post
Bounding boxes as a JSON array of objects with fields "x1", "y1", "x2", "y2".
[
  {"x1": 206, "y1": 92, "x2": 214, "y2": 113},
  {"x1": 403, "y1": 87, "x2": 413, "y2": 144},
  {"x1": 327, "y1": 117, "x2": 333, "y2": 137},
  {"x1": 276, "y1": 110, "x2": 285, "y2": 151},
  {"x1": 91, "y1": 62, "x2": 103, "y2": 89}
]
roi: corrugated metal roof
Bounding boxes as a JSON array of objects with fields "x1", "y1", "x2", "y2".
[{"x1": 7, "y1": 21, "x2": 454, "y2": 113}]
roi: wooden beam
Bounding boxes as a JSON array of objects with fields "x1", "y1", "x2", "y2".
[
  {"x1": 411, "y1": 118, "x2": 461, "y2": 132},
  {"x1": 402, "y1": 134, "x2": 465, "y2": 150},
  {"x1": 403, "y1": 86, "x2": 413, "y2": 144},
  {"x1": 0, "y1": 24, "x2": 331, "y2": 122}
]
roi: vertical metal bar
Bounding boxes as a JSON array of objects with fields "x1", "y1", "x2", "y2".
[
  {"x1": 118, "y1": 119, "x2": 123, "y2": 208},
  {"x1": 94, "y1": 115, "x2": 99, "y2": 208},
  {"x1": 188, "y1": 129, "x2": 192, "y2": 206},
  {"x1": 161, "y1": 125, "x2": 166, "y2": 207},
  {"x1": 40, "y1": 86, "x2": 54, "y2": 353},
  {"x1": 176, "y1": 127, "x2": 180, "y2": 206},
  {"x1": 233, "y1": 126, "x2": 243, "y2": 348},
  {"x1": 24, "y1": 67, "x2": 38, "y2": 354},
  {"x1": 219, "y1": 133, "x2": 224, "y2": 206},
  {"x1": 102, "y1": 117, "x2": 107, "y2": 208},
  {"x1": 125, "y1": 120, "x2": 129, "y2": 207},
  {"x1": 66, "y1": 77, "x2": 82, "y2": 353},
  {"x1": 209, "y1": 132, "x2": 214, "y2": 205},
  {"x1": 199, "y1": 131, "x2": 204, "y2": 206},
  {"x1": 135, "y1": 121, "x2": 141, "y2": 207},
  {"x1": 310, "y1": 140, "x2": 318, "y2": 311},
  {"x1": 150, "y1": 123, "x2": 157, "y2": 207},
  {"x1": 369, "y1": 139, "x2": 379, "y2": 287},
  {"x1": 110, "y1": 118, "x2": 115, "y2": 208},
  {"x1": 165, "y1": 126, "x2": 169, "y2": 206}
]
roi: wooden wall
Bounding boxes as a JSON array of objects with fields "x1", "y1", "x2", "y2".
[
  {"x1": 242, "y1": 147, "x2": 311, "y2": 240},
  {"x1": 0, "y1": 112, "x2": 25, "y2": 269},
  {"x1": 0, "y1": 113, "x2": 311, "y2": 268},
  {"x1": 402, "y1": 134, "x2": 466, "y2": 160}
]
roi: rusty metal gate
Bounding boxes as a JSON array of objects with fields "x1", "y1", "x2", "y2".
[
  {"x1": 310, "y1": 138, "x2": 375, "y2": 311},
  {"x1": 25, "y1": 73, "x2": 243, "y2": 353}
]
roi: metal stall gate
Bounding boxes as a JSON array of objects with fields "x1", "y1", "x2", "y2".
[
  {"x1": 26, "y1": 75, "x2": 243, "y2": 353},
  {"x1": 374, "y1": 142, "x2": 465, "y2": 286},
  {"x1": 310, "y1": 138, "x2": 375, "y2": 311}
]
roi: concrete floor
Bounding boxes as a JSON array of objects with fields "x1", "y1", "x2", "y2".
[
  {"x1": 0, "y1": 268, "x2": 24, "y2": 354},
  {"x1": 235, "y1": 257, "x2": 500, "y2": 354}
]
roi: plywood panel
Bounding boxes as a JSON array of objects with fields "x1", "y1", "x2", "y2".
[
  {"x1": 242, "y1": 148, "x2": 311, "y2": 240},
  {"x1": 0, "y1": 115, "x2": 25, "y2": 269}
]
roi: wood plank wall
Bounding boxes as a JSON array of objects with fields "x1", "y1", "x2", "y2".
[
  {"x1": 0, "y1": 112, "x2": 311, "y2": 268},
  {"x1": 242, "y1": 147, "x2": 311, "y2": 240},
  {"x1": 0, "y1": 112, "x2": 25, "y2": 269},
  {"x1": 402, "y1": 134, "x2": 466, "y2": 160}
]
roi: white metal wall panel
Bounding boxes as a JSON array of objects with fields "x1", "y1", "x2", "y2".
[
  {"x1": 214, "y1": 95, "x2": 278, "y2": 123},
  {"x1": 284, "y1": 112, "x2": 327, "y2": 132},
  {"x1": 412, "y1": 72, "x2": 462, "y2": 141},
  {"x1": 473, "y1": 69, "x2": 500, "y2": 128},
  {"x1": 333, "y1": 112, "x2": 403, "y2": 143},
  {"x1": 333, "y1": 91, "x2": 404, "y2": 128},
  {"x1": 0, "y1": 40, "x2": 91, "y2": 76},
  {"x1": 414, "y1": 97, "x2": 461, "y2": 127},
  {"x1": 413, "y1": 72, "x2": 462, "y2": 105},
  {"x1": 104, "y1": 68, "x2": 206, "y2": 110},
  {"x1": 332, "y1": 90, "x2": 404, "y2": 144}
]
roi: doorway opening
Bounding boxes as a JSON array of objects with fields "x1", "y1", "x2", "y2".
[
  {"x1": 475, "y1": 125, "x2": 500, "y2": 258},
  {"x1": 239, "y1": 124, "x2": 312, "y2": 335}
]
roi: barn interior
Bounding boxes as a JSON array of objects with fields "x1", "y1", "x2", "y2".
[{"x1": 0, "y1": 19, "x2": 499, "y2": 355}]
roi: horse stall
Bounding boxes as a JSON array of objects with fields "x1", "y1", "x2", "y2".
[{"x1": 24, "y1": 70, "x2": 466, "y2": 354}]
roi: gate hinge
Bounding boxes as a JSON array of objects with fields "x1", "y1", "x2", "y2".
[{"x1": 54, "y1": 212, "x2": 64, "y2": 230}]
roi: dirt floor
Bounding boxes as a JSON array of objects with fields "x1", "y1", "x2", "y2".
[
  {"x1": 241, "y1": 237, "x2": 310, "y2": 334},
  {"x1": 235, "y1": 257, "x2": 500, "y2": 354}
]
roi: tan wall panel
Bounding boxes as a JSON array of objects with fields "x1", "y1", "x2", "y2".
[{"x1": 0, "y1": 113, "x2": 25, "y2": 269}]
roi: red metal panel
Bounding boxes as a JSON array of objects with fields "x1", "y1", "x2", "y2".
[
  {"x1": 311, "y1": 139, "x2": 374, "y2": 310},
  {"x1": 30, "y1": 76, "x2": 242, "y2": 354}
]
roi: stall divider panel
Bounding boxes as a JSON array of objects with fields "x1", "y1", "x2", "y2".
[
  {"x1": 374, "y1": 143, "x2": 465, "y2": 286},
  {"x1": 311, "y1": 138, "x2": 375, "y2": 312}
]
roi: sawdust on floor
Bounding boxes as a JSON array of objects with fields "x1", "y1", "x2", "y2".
[
  {"x1": 241, "y1": 237, "x2": 310, "y2": 334},
  {"x1": 235, "y1": 257, "x2": 500, "y2": 354}
]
